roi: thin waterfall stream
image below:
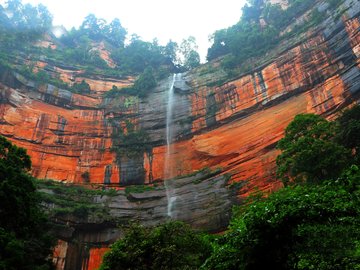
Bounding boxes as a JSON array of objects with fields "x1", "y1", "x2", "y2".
[{"x1": 164, "y1": 73, "x2": 178, "y2": 218}]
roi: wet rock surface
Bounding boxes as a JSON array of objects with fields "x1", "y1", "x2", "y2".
[{"x1": 48, "y1": 171, "x2": 235, "y2": 270}]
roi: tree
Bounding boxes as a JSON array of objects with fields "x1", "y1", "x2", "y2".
[
  {"x1": 276, "y1": 114, "x2": 351, "y2": 185},
  {"x1": 133, "y1": 67, "x2": 157, "y2": 97},
  {"x1": 263, "y1": 3, "x2": 284, "y2": 29},
  {"x1": 72, "y1": 79, "x2": 90, "y2": 93},
  {"x1": 22, "y1": 3, "x2": 52, "y2": 32},
  {"x1": 207, "y1": 29, "x2": 230, "y2": 61},
  {"x1": 241, "y1": 0, "x2": 264, "y2": 23},
  {"x1": 184, "y1": 50, "x2": 200, "y2": 70},
  {"x1": 36, "y1": 3, "x2": 52, "y2": 30},
  {"x1": 5, "y1": 0, "x2": 23, "y2": 26},
  {"x1": 2, "y1": 0, "x2": 52, "y2": 44},
  {"x1": 100, "y1": 221, "x2": 211, "y2": 270},
  {"x1": 179, "y1": 36, "x2": 200, "y2": 70},
  {"x1": 0, "y1": 136, "x2": 54, "y2": 270},
  {"x1": 112, "y1": 38, "x2": 167, "y2": 74},
  {"x1": 336, "y1": 104, "x2": 360, "y2": 164},
  {"x1": 164, "y1": 40, "x2": 179, "y2": 64},
  {"x1": 105, "y1": 18, "x2": 127, "y2": 48},
  {"x1": 100, "y1": 224, "x2": 151, "y2": 270},
  {"x1": 81, "y1": 14, "x2": 101, "y2": 39}
]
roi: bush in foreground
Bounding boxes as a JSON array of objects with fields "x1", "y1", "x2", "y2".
[{"x1": 100, "y1": 221, "x2": 211, "y2": 270}]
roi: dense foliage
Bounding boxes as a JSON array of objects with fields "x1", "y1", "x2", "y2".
[
  {"x1": 178, "y1": 36, "x2": 201, "y2": 70},
  {"x1": 36, "y1": 179, "x2": 117, "y2": 219},
  {"x1": 0, "y1": 136, "x2": 54, "y2": 270},
  {"x1": 119, "y1": 67, "x2": 157, "y2": 98},
  {"x1": 276, "y1": 114, "x2": 351, "y2": 185},
  {"x1": 100, "y1": 221, "x2": 211, "y2": 270},
  {"x1": 336, "y1": 105, "x2": 360, "y2": 164},
  {"x1": 0, "y1": 0, "x2": 52, "y2": 49},
  {"x1": 72, "y1": 79, "x2": 91, "y2": 94},
  {"x1": 110, "y1": 36, "x2": 174, "y2": 74},
  {"x1": 207, "y1": 0, "x2": 327, "y2": 70}
]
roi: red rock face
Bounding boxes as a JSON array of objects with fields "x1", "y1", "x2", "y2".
[
  {"x1": 145, "y1": 20, "x2": 355, "y2": 196},
  {"x1": 53, "y1": 240, "x2": 68, "y2": 270},
  {"x1": 52, "y1": 240, "x2": 109, "y2": 270},
  {"x1": 87, "y1": 247, "x2": 109, "y2": 270},
  {"x1": 148, "y1": 88, "x2": 341, "y2": 196},
  {"x1": 0, "y1": 10, "x2": 359, "y2": 192},
  {"x1": 0, "y1": 87, "x2": 119, "y2": 184},
  {"x1": 74, "y1": 77, "x2": 135, "y2": 93},
  {"x1": 345, "y1": 17, "x2": 360, "y2": 64}
]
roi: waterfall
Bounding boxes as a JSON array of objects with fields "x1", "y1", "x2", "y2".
[
  {"x1": 166, "y1": 74, "x2": 176, "y2": 162},
  {"x1": 164, "y1": 73, "x2": 178, "y2": 218}
]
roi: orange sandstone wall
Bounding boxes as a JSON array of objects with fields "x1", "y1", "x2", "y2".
[
  {"x1": 0, "y1": 88, "x2": 120, "y2": 184},
  {"x1": 345, "y1": 16, "x2": 360, "y2": 64},
  {"x1": 145, "y1": 20, "x2": 354, "y2": 195},
  {"x1": 73, "y1": 77, "x2": 135, "y2": 93},
  {"x1": 147, "y1": 83, "x2": 345, "y2": 196},
  {"x1": 52, "y1": 240, "x2": 109, "y2": 270},
  {"x1": 87, "y1": 247, "x2": 110, "y2": 270},
  {"x1": 0, "y1": 7, "x2": 359, "y2": 193},
  {"x1": 53, "y1": 240, "x2": 68, "y2": 270}
]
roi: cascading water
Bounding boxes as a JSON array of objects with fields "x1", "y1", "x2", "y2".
[
  {"x1": 164, "y1": 73, "x2": 178, "y2": 218},
  {"x1": 166, "y1": 74, "x2": 176, "y2": 165}
]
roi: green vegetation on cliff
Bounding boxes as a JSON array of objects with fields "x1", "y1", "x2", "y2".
[
  {"x1": 207, "y1": 0, "x2": 333, "y2": 72},
  {"x1": 0, "y1": 0, "x2": 201, "y2": 97},
  {"x1": 36, "y1": 179, "x2": 117, "y2": 220},
  {"x1": 106, "y1": 67, "x2": 157, "y2": 98},
  {"x1": 0, "y1": 0, "x2": 52, "y2": 50},
  {"x1": 100, "y1": 221, "x2": 211, "y2": 270},
  {"x1": 276, "y1": 114, "x2": 351, "y2": 185},
  {"x1": 110, "y1": 120, "x2": 153, "y2": 159}
]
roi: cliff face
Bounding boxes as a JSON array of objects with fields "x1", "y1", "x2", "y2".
[
  {"x1": 47, "y1": 171, "x2": 234, "y2": 270},
  {"x1": 0, "y1": 0, "x2": 359, "y2": 269},
  {"x1": 152, "y1": 0, "x2": 360, "y2": 195},
  {"x1": 3, "y1": 0, "x2": 358, "y2": 189}
]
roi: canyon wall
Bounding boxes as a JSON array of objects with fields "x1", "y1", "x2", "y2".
[
  {"x1": 0, "y1": 0, "x2": 359, "y2": 269},
  {"x1": 1, "y1": 1, "x2": 358, "y2": 191}
]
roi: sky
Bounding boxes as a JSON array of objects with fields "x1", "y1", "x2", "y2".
[{"x1": 5, "y1": 0, "x2": 247, "y2": 62}]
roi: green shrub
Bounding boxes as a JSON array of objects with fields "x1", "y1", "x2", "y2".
[{"x1": 100, "y1": 221, "x2": 211, "y2": 270}]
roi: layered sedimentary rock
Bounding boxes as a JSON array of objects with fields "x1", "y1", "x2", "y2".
[
  {"x1": 1, "y1": 1, "x2": 358, "y2": 190},
  {"x1": 0, "y1": 2, "x2": 358, "y2": 191},
  {"x1": 48, "y1": 171, "x2": 234, "y2": 270}
]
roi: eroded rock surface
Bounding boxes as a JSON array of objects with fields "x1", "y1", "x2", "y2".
[
  {"x1": 1, "y1": 1, "x2": 359, "y2": 192},
  {"x1": 47, "y1": 172, "x2": 234, "y2": 270}
]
